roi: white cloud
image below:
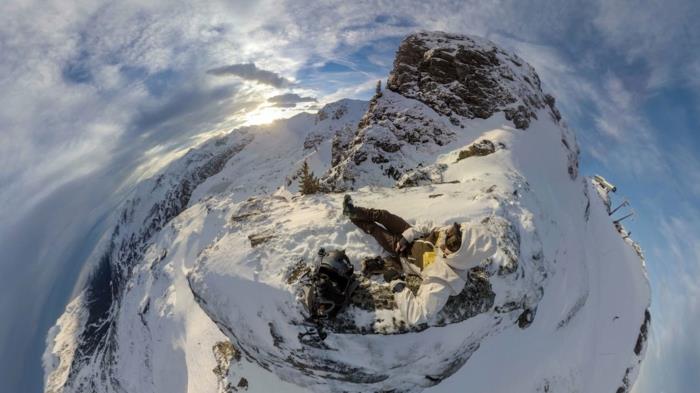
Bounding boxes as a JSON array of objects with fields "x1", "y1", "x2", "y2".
[
  {"x1": 593, "y1": 0, "x2": 700, "y2": 90},
  {"x1": 666, "y1": 145, "x2": 700, "y2": 199},
  {"x1": 321, "y1": 78, "x2": 379, "y2": 103},
  {"x1": 577, "y1": 73, "x2": 667, "y2": 179}
]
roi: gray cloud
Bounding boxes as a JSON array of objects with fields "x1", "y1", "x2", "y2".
[
  {"x1": 267, "y1": 92, "x2": 317, "y2": 107},
  {"x1": 207, "y1": 63, "x2": 292, "y2": 87}
]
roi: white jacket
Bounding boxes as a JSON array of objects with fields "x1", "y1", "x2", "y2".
[{"x1": 394, "y1": 223, "x2": 497, "y2": 326}]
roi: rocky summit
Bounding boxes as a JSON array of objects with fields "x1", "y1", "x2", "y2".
[
  {"x1": 44, "y1": 32, "x2": 649, "y2": 393},
  {"x1": 388, "y1": 31, "x2": 561, "y2": 129},
  {"x1": 323, "y1": 31, "x2": 576, "y2": 191}
]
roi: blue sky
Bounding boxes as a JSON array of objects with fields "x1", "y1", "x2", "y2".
[{"x1": 0, "y1": 1, "x2": 698, "y2": 392}]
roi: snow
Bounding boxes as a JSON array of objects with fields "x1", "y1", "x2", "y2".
[
  {"x1": 43, "y1": 99, "x2": 369, "y2": 393},
  {"x1": 182, "y1": 104, "x2": 648, "y2": 392},
  {"x1": 44, "y1": 35, "x2": 649, "y2": 393},
  {"x1": 42, "y1": 295, "x2": 88, "y2": 391}
]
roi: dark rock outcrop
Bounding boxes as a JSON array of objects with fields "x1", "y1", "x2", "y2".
[
  {"x1": 456, "y1": 139, "x2": 506, "y2": 162},
  {"x1": 321, "y1": 89, "x2": 458, "y2": 190},
  {"x1": 322, "y1": 31, "x2": 567, "y2": 191},
  {"x1": 387, "y1": 31, "x2": 560, "y2": 130}
]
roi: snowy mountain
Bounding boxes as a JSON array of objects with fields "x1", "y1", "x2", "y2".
[{"x1": 44, "y1": 31, "x2": 650, "y2": 393}]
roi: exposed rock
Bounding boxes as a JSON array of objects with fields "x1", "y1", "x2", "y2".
[
  {"x1": 322, "y1": 91, "x2": 457, "y2": 190},
  {"x1": 212, "y1": 341, "x2": 241, "y2": 393},
  {"x1": 634, "y1": 309, "x2": 651, "y2": 356},
  {"x1": 316, "y1": 102, "x2": 348, "y2": 122},
  {"x1": 237, "y1": 377, "x2": 249, "y2": 391},
  {"x1": 306, "y1": 100, "x2": 366, "y2": 152},
  {"x1": 322, "y1": 31, "x2": 567, "y2": 191},
  {"x1": 456, "y1": 139, "x2": 501, "y2": 162},
  {"x1": 614, "y1": 309, "x2": 651, "y2": 392},
  {"x1": 330, "y1": 125, "x2": 357, "y2": 167},
  {"x1": 387, "y1": 31, "x2": 560, "y2": 130},
  {"x1": 303, "y1": 133, "x2": 325, "y2": 150},
  {"x1": 517, "y1": 307, "x2": 537, "y2": 329},
  {"x1": 560, "y1": 129, "x2": 580, "y2": 180},
  {"x1": 396, "y1": 163, "x2": 447, "y2": 188},
  {"x1": 248, "y1": 231, "x2": 275, "y2": 247}
]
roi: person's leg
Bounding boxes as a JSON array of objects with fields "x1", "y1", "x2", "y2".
[
  {"x1": 350, "y1": 218, "x2": 400, "y2": 255},
  {"x1": 351, "y1": 207, "x2": 411, "y2": 236}
]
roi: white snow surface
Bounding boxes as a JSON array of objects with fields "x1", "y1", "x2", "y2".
[
  {"x1": 44, "y1": 34, "x2": 649, "y2": 393},
  {"x1": 186, "y1": 109, "x2": 649, "y2": 392}
]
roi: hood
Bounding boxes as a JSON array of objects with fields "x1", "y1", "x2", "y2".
[{"x1": 444, "y1": 224, "x2": 498, "y2": 271}]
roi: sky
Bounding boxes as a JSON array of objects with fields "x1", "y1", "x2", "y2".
[{"x1": 0, "y1": 1, "x2": 698, "y2": 392}]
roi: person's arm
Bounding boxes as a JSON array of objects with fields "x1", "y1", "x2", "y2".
[
  {"x1": 395, "y1": 220, "x2": 433, "y2": 254},
  {"x1": 400, "y1": 220, "x2": 433, "y2": 243},
  {"x1": 391, "y1": 279, "x2": 453, "y2": 326}
]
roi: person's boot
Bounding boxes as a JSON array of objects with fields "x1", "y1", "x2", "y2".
[
  {"x1": 361, "y1": 256, "x2": 385, "y2": 276},
  {"x1": 342, "y1": 194, "x2": 355, "y2": 218}
]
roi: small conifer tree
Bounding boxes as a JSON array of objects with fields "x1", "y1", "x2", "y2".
[{"x1": 298, "y1": 160, "x2": 320, "y2": 195}]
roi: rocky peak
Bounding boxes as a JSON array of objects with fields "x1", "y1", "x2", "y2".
[
  {"x1": 387, "y1": 31, "x2": 560, "y2": 129},
  {"x1": 315, "y1": 99, "x2": 352, "y2": 123},
  {"x1": 322, "y1": 31, "x2": 568, "y2": 191},
  {"x1": 303, "y1": 99, "x2": 369, "y2": 150}
]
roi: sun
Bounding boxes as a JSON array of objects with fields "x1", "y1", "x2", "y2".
[{"x1": 243, "y1": 105, "x2": 296, "y2": 126}]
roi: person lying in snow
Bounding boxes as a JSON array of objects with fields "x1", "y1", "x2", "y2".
[{"x1": 343, "y1": 195, "x2": 497, "y2": 327}]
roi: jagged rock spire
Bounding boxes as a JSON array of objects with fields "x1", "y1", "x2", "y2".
[
  {"x1": 322, "y1": 31, "x2": 568, "y2": 191},
  {"x1": 388, "y1": 31, "x2": 560, "y2": 129}
]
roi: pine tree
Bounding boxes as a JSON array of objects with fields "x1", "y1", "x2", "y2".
[{"x1": 298, "y1": 160, "x2": 320, "y2": 195}]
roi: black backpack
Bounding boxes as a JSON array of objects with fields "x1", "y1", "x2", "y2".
[{"x1": 303, "y1": 248, "x2": 358, "y2": 321}]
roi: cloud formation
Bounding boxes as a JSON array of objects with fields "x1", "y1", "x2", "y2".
[
  {"x1": 207, "y1": 63, "x2": 292, "y2": 87},
  {"x1": 267, "y1": 93, "x2": 317, "y2": 107}
]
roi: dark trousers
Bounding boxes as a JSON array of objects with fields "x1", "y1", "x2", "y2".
[{"x1": 350, "y1": 207, "x2": 411, "y2": 258}]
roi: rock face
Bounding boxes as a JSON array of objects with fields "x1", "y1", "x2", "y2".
[
  {"x1": 45, "y1": 32, "x2": 649, "y2": 393},
  {"x1": 322, "y1": 89, "x2": 458, "y2": 190},
  {"x1": 387, "y1": 31, "x2": 561, "y2": 129},
  {"x1": 323, "y1": 31, "x2": 576, "y2": 191}
]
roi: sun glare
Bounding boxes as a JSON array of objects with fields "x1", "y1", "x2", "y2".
[{"x1": 243, "y1": 105, "x2": 299, "y2": 126}]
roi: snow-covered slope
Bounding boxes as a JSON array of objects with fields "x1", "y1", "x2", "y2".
[
  {"x1": 43, "y1": 99, "x2": 368, "y2": 393},
  {"x1": 44, "y1": 32, "x2": 649, "y2": 393}
]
